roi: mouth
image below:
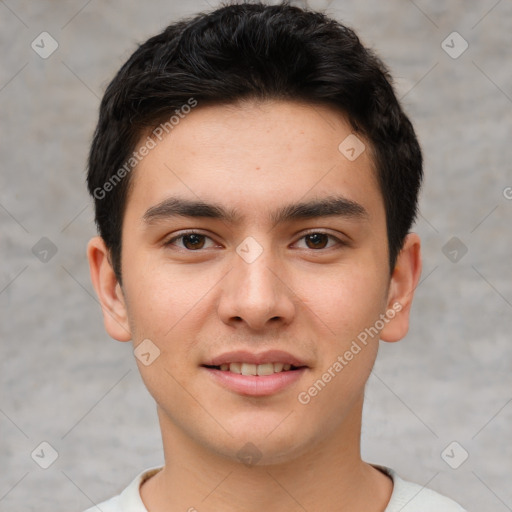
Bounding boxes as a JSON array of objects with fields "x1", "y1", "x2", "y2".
[
  {"x1": 201, "y1": 350, "x2": 309, "y2": 396},
  {"x1": 202, "y1": 362, "x2": 305, "y2": 375}
]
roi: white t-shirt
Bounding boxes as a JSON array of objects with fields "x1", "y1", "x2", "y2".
[{"x1": 84, "y1": 465, "x2": 466, "y2": 512}]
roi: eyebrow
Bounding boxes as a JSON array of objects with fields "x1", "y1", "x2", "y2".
[{"x1": 142, "y1": 196, "x2": 368, "y2": 226}]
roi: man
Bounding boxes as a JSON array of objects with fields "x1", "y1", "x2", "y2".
[{"x1": 85, "y1": 2, "x2": 466, "y2": 510}]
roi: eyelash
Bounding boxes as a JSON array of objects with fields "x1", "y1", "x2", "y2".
[{"x1": 164, "y1": 230, "x2": 346, "y2": 251}]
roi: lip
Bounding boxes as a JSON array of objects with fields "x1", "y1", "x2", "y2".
[
  {"x1": 202, "y1": 366, "x2": 308, "y2": 396},
  {"x1": 201, "y1": 350, "x2": 310, "y2": 397},
  {"x1": 203, "y1": 349, "x2": 308, "y2": 367}
]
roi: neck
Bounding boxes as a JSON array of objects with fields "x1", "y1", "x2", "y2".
[{"x1": 141, "y1": 395, "x2": 392, "y2": 512}]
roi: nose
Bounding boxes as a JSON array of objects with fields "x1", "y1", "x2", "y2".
[{"x1": 217, "y1": 243, "x2": 296, "y2": 331}]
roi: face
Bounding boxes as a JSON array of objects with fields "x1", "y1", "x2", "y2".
[{"x1": 89, "y1": 100, "x2": 420, "y2": 465}]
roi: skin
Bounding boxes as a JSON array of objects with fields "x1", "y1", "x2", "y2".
[{"x1": 88, "y1": 99, "x2": 422, "y2": 512}]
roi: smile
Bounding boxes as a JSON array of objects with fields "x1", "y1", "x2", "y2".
[{"x1": 205, "y1": 362, "x2": 301, "y2": 375}]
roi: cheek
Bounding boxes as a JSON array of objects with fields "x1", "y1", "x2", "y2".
[
  {"x1": 293, "y1": 262, "x2": 389, "y2": 342},
  {"x1": 122, "y1": 261, "x2": 225, "y2": 392},
  {"x1": 123, "y1": 268, "x2": 203, "y2": 409},
  {"x1": 124, "y1": 258, "x2": 206, "y2": 335},
  {"x1": 296, "y1": 269, "x2": 385, "y2": 421}
]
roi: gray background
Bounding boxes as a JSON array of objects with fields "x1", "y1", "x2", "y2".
[{"x1": 1, "y1": 0, "x2": 511, "y2": 510}]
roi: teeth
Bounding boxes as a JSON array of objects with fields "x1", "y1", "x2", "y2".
[
  {"x1": 229, "y1": 362, "x2": 242, "y2": 374},
  {"x1": 217, "y1": 362, "x2": 297, "y2": 374},
  {"x1": 241, "y1": 363, "x2": 257, "y2": 376},
  {"x1": 273, "y1": 363, "x2": 284, "y2": 372},
  {"x1": 257, "y1": 363, "x2": 274, "y2": 376}
]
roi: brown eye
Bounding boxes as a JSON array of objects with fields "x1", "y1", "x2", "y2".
[
  {"x1": 182, "y1": 234, "x2": 206, "y2": 250},
  {"x1": 165, "y1": 231, "x2": 219, "y2": 251},
  {"x1": 304, "y1": 233, "x2": 329, "y2": 249}
]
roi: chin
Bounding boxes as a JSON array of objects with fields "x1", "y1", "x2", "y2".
[{"x1": 207, "y1": 421, "x2": 316, "y2": 467}]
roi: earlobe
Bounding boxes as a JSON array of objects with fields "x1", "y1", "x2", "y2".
[
  {"x1": 86, "y1": 236, "x2": 132, "y2": 342},
  {"x1": 380, "y1": 233, "x2": 422, "y2": 343}
]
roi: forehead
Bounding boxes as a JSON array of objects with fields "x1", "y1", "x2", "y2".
[{"x1": 125, "y1": 100, "x2": 384, "y2": 226}]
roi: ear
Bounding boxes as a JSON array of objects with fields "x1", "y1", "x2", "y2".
[
  {"x1": 87, "y1": 236, "x2": 131, "y2": 342},
  {"x1": 380, "y1": 233, "x2": 422, "y2": 343}
]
